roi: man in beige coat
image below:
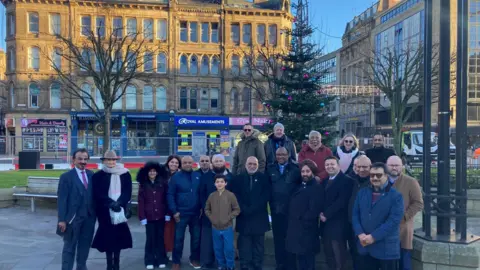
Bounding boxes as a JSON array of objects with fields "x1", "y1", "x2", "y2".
[{"x1": 387, "y1": 156, "x2": 424, "y2": 270}]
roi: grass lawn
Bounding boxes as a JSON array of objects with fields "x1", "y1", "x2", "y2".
[{"x1": 0, "y1": 169, "x2": 139, "y2": 189}]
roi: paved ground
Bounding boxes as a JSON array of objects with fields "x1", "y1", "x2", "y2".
[{"x1": 0, "y1": 207, "x2": 275, "y2": 270}]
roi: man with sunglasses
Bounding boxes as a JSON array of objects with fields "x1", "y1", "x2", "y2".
[
  {"x1": 352, "y1": 163, "x2": 404, "y2": 270},
  {"x1": 386, "y1": 156, "x2": 423, "y2": 270},
  {"x1": 232, "y1": 123, "x2": 266, "y2": 175},
  {"x1": 365, "y1": 134, "x2": 396, "y2": 164}
]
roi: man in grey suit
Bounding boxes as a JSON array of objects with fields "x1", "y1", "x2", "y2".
[{"x1": 57, "y1": 148, "x2": 96, "y2": 270}]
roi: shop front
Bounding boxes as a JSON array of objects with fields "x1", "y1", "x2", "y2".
[
  {"x1": 229, "y1": 117, "x2": 270, "y2": 147},
  {"x1": 20, "y1": 118, "x2": 68, "y2": 153},
  {"x1": 71, "y1": 112, "x2": 172, "y2": 157},
  {"x1": 175, "y1": 116, "x2": 230, "y2": 157}
]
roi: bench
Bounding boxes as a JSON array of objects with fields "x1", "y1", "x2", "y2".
[{"x1": 13, "y1": 176, "x2": 139, "y2": 212}]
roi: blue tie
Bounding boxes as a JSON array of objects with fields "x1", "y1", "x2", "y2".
[{"x1": 279, "y1": 165, "x2": 284, "y2": 174}]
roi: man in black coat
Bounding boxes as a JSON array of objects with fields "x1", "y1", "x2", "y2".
[
  {"x1": 199, "y1": 154, "x2": 233, "y2": 269},
  {"x1": 57, "y1": 148, "x2": 96, "y2": 270},
  {"x1": 264, "y1": 123, "x2": 297, "y2": 166},
  {"x1": 230, "y1": 156, "x2": 271, "y2": 270},
  {"x1": 266, "y1": 147, "x2": 301, "y2": 270},
  {"x1": 320, "y1": 156, "x2": 353, "y2": 270},
  {"x1": 365, "y1": 134, "x2": 396, "y2": 164},
  {"x1": 347, "y1": 155, "x2": 371, "y2": 269}
]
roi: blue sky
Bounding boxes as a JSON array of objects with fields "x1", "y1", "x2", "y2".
[{"x1": 0, "y1": 0, "x2": 375, "y2": 52}]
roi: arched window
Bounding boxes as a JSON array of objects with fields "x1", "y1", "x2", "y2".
[
  {"x1": 113, "y1": 88, "x2": 122, "y2": 110},
  {"x1": 211, "y1": 56, "x2": 220, "y2": 75},
  {"x1": 156, "y1": 86, "x2": 167, "y2": 110},
  {"x1": 231, "y1": 54, "x2": 240, "y2": 76},
  {"x1": 157, "y1": 53, "x2": 167, "y2": 73},
  {"x1": 81, "y1": 49, "x2": 91, "y2": 71},
  {"x1": 52, "y1": 48, "x2": 62, "y2": 70},
  {"x1": 143, "y1": 85, "x2": 153, "y2": 110},
  {"x1": 179, "y1": 54, "x2": 188, "y2": 74},
  {"x1": 95, "y1": 88, "x2": 104, "y2": 110},
  {"x1": 50, "y1": 82, "x2": 61, "y2": 109},
  {"x1": 256, "y1": 56, "x2": 265, "y2": 75},
  {"x1": 7, "y1": 47, "x2": 15, "y2": 71},
  {"x1": 241, "y1": 57, "x2": 250, "y2": 75},
  {"x1": 190, "y1": 55, "x2": 198, "y2": 75},
  {"x1": 81, "y1": 83, "x2": 91, "y2": 109},
  {"x1": 144, "y1": 52, "x2": 153, "y2": 72},
  {"x1": 29, "y1": 47, "x2": 40, "y2": 70},
  {"x1": 242, "y1": 87, "x2": 250, "y2": 112},
  {"x1": 126, "y1": 85, "x2": 137, "y2": 109},
  {"x1": 29, "y1": 83, "x2": 40, "y2": 108},
  {"x1": 230, "y1": 87, "x2": 239, "y2": 112},
  {"x1": 200, "y1": 56, "x2": 209, "y2": 75}
]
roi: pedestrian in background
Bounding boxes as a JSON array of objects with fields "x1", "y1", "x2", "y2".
[
  {"x1": 164, "y1": 155, "x2": 182, "y2": 261},
  {"x1": 298, "y1": 130, "x2": 333, "y2": 179},
  {"x1": 199, "y1": 155, "x2": 212, "y2": 175},
  {"x1": 264, "y1": 123, "x2": 297, "y2": 166},
  {"x1": 232, "y1": 123, "x2": 266, "y2": 175},
  {"x1": 205, "y1": 174, "x2": 241, "y2": 270},
  {"x1": 92, "y1": 150, "x2": 133, "y2": 270},
  {"x1": 137, "y1": 161, "x2": 169, "y2": 269},
  {"x1": 285, "y1": 159, "x2": 324, "y2": 270},
  {"x1": 334, "y1": 133, "x2": 362, "y2": 175},
  {"x1": 365, "y1": 134, "x2": 396, "y2": 164}
]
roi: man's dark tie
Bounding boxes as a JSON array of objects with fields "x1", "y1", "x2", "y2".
[
  {"x1": 249, "y1": 175, "x2": 254, "y2": 191},
  {"x1": 81, "y1": 171, "x2": 88, "y2": 189}
]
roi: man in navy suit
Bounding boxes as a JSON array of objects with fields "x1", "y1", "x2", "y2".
[{"x1": 57, "y1": 148, "x2": 96, "y2": 270}]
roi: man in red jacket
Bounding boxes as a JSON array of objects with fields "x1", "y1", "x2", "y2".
[{"x1": 298, "y1": 130, "x2": 333, "y2": 179}]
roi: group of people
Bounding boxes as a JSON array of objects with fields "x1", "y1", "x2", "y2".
[{"x1": 57, "y1": 122, "x2": 423, "y2": 270}]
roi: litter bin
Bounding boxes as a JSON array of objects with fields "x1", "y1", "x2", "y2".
[{"x1": 19, "y1": 151, "x2": 40, "y2": 170}]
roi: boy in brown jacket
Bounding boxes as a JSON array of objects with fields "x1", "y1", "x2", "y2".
[{"x1": 205, "y1": 174, "x2": 241, "y2": 270}]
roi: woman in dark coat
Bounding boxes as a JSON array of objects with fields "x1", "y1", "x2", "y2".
[
  {"x1": 137, "y1": 161, "x2": 169, "y2": 269},
  {"x1": 286, "y1": 159, "x2": 324, "y2": 270},
  {"x1": 163, "y1": 155, "x2": 182, "y2": 260},
  {"x1": 92, "y1": 150, "x2": 133, "y2": 270}
]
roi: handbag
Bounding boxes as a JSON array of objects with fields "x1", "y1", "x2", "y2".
[
  {"x1": 124, "y1": 201, "x2": 132, "y2": 219},
  {"x1": 110, "y1": 208, "x2": 128, "y2": 225}
]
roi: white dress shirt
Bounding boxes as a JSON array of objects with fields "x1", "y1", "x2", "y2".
[{"x1": 75, "y1": 167, "x2": 88, "y2": 185}]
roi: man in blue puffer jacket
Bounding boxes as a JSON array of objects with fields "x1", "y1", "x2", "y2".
[
  {"x1": 167, "y1": 156, "x2": 202, "y2": 270},
  {"x1": 352, "y1": 162, "x2": 404, "y2": 270}
]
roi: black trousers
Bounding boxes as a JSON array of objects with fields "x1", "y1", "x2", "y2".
[
  {"x1": 347, "y1": 227, "x2": 358, "y2": 270},
  {"x1": 297, "y1": 253, "x2": 315, "y2": 270},
  {"x1": 271, "y1": 213, "x2": 296, "y2": 270},
  {"x1": 145, "y1": 220, "x2": 167, "y2": 266},
  {"x1": 238, "y1": 233, "x2": 265, "y2": 269},
  {"x1": 200, "y1": 222, "x2": 216, "y2": 266},
  {"x1": 322, "y1": 235, "x2": 348, "y2": 270},
  {"x1": 358, "y1": 255, "x2": 399, "y2": 270}
]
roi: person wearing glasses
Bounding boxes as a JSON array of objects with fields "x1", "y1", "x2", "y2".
[
  {"x1": 386, "y1": 156, "x2": 423, "y2": 270},
  {"x1": 365, "y1": 134, "x2": 396, "y2": 164},
  {"x1": 334, "y1": 133, "x2": 363, "y2": 175},
  {"x1": 232, "y1": 123, "x2": 266, "y2": 175},
  {"x1": 320, "y1": 156, "x2": 353, "y2": 270},
  {"x1": 352, "y1": 162, "x2": 404, "y2": 270}
]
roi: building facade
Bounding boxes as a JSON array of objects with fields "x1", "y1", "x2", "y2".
[
  {"x1": 338, "y1": 2, "x2": 378, "y2": 138},
  {"x1": 1, "y1": 0, "x2": 292, "y2": 156}
]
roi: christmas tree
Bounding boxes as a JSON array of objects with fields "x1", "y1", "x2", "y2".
[{"x1": 262, "y1": 0, "x2": 337, "y2": 147}]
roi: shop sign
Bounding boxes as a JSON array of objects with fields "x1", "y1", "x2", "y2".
[
  {"x1": 175, "y1": 116, "x2": 229, "y2": 126},
  {"x1": 21, "y1": 118, "x2": 66, "y2": 128},
  {"x1": 20, "y1": 119, "x2": 67, "y2": 152},
  {"x1": 229, "y1": 117, "x2": 271, "y2": 126}
]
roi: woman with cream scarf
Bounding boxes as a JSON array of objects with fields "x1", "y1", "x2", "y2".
[{"x1": 92, "y1": 150, "x2": 133, "y2": 270}]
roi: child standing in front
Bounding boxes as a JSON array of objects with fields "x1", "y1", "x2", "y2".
[{"x1": 205, "y1": 174, "x2": 241, "y2": 270}]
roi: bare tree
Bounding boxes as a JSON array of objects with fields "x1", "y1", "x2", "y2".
[
  {"x1": 362, "y1": 43, "x2": 457, "y2": 154},
  {"x1": 47, "y1": 15, "x2": 158, "y2": 153},
  {"x1": 232, "y1": 45, "x2": 288, "y2": 117}
]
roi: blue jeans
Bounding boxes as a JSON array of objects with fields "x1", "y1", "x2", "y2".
[
  {"x1": 212, "y1": 226, "x2": 235, "y2": 269},
  {"x1": 173, "y1": 214, "x2": 200, "y2": 264},
  {"x1": 400, "y1": 248, "x2": 412, "y2": 270}
]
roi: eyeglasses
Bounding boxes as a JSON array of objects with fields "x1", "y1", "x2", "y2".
[
  {"x1": 244, "y1": 129, "x2": 252, "y2": 132},
  {"x1": 344, "y1": 140, "x2": 354, "y2": 143},
  {"x1": 370, "y1": 173, "x2": 384, "y2": 179}
]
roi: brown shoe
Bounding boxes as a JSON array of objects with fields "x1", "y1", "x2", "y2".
[
  {"x1": 172, "y1": 264, "x2": 181, "y2": 270},
  {"x1": 189, "y1": 260, "x2": 201, "y2": 269}
]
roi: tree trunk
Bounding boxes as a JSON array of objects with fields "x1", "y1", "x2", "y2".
[
  {"x1": 390, "y1": 104, "x2": 403, "y2": 156},
  {"x1": 102, "y1": 110, "x2": 111, "y2": 155}
]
